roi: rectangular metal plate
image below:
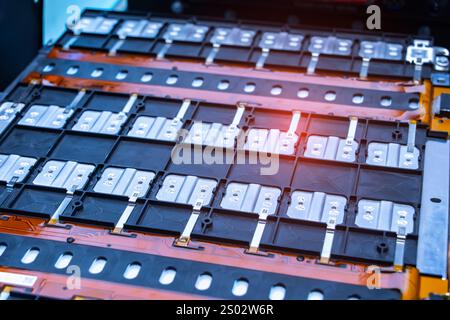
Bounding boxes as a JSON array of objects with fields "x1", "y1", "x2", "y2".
[
  {"x1": 359, "y1": 41, "x2": 403, "y2": 61},
  {"x1": 116, "y1": 20, "x2": 163, "y2": 39},
  {"x1": 210, "y1": 28, "x2": 256, "y2": 47},
  {"x1": 304, "y1": 135, "x2": 357, "y2": 162},
  {"x1": 366, "y1": 142, "x2": 420, "y2": 169},
  {"x1": 183, "y1": 122, "x2": 239, "y2": 148},
  {"x1": 286, "y1": 191, "x2": 346, "y2": 224},
  {"x1": 308, "y1": 36, "x2": 353, "y2": 56},
  {"x1": 163, "y1": 23, "x2": 209, "y2": 42},
  {"x1": 243, "y1": 129, "x2": 298, "y2": 155},
  {"x1": 417, "y1": 139, "x2": 450, "y2": 278},
  {"x1": 0, "y1": 102, "x2": 25, "y2": 134},
  {"x1": 258, "y1": 32, "x2": 303, "y2": 51},
  {"x1": 72, "y1": 110, "x2": 127, "y2": 135},
  {"x1": 220, "y1": 182, "x2": 281, "y2": 215},
  {"x1": 33, "y1": 160, "x2": 95, "y2": 190},
  {"x1": 0, "y1": 154, "x2": 36, "y2": 183},
  {"x1": 18, "y1": 105, "x2": 73, "y2": 129},
  {"x1": 156, "y1": 174, "x2": 217, "y2": 206},
  {"x1": 94, "y1": 167, "x2": 155, "y2": 198},
  {"x1": 73, "y1": 17, "x2": 118, "y2": 35},
  {"x1": 355, "y1": 199, "x2": 415, "y2": 234},
  {"x1": 127, "y1": 116, "x2": 182, "y2": 142}
]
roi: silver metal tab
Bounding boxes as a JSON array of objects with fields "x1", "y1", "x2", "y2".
[
  {"x1": 205, "y1": 44, "x2": 220, "y2": 65},
  {"x1": 256, "y1": 48, "x2": 270, "y2": 69},
  {"x1": 72, "y1": 110, "x2": 127, "y2": 134},
  {"x1": 0, "y1": 154, "x2": 36, "y2": 184},
  {"x1": 33, "y1": 160, "x2": 94, "y2": 190},
  {"x1": 128, "y1": 99, "x2": 190, "y2": 141},
  {"x1": 19, "y1": 105, "x2": 74, "y2": 129},
  {"x1": 210, "y1": 27, "x2": 255, "y2": 47},
  {"x1": 66, "y1": 89, "x2": 87, "y2": 112},
  {"x1": 406, "y1": 39, "x2": 436, "y2": 83},
  {"x1": 72, "y1": 17, "x2": 118, "y2": 35},
  {"x1": 406, "y1": 120, "x2": 417, "y2": 153},
  {"x1": 247, "y1": 207, "x2": 270, "y2": 254},
  {"x1": 366, "y1": 142, "x2": 420, "y2": 169},
  {"x1": 94, "y1": 167, "x2": 155, "y2": 198},
  {"x1": 0, "y1": 102, "x2": 25, "y2": 135},
  {"x1": 62, "y1": 36, "x2": 78, "y2": 50},
  {"x1": 156, "y1": 174, "x2": 217, "y2": 206},
  {"x1": 175, "y1": 199, "x2": 204, "y2": 247},
  {"x1": 356, "y1": 199, "x2": 415, "y2": 268},
  {"x1": 346, "y1": 117, "x2": 358, "y2": 146},
  {"x1": 48, "y1": 185, "x2": 78, "y2": 224},
  {"x1": 417, "y1": 139, "x2": 449, "y2": 278}
]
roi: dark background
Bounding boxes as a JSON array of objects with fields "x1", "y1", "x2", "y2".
[{"x1": 1, "y1": 0, "x2": 450, "y2": 91}]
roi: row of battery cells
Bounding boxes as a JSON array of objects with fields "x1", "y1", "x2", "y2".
[
  {"x1": 0, "y1": 101, "x2": 421, "y2": 170},
  {"x1": 72, "y1": 16, "x2": 404, "y2": 60},
  {"x1": 0, "y1": 153, "x2": 415, "y2": 235}
]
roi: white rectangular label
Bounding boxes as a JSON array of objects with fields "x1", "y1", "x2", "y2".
[{"x1": 0, "y1": 271, "x2": 37, "y2": 287}]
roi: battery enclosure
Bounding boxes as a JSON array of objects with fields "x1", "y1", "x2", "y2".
[{"x1": 0, "y1": 9, "x2": 449, "y2": 300}]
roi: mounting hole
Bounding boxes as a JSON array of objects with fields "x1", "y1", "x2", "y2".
[
  {"x1": 380, "y1": 96, "x2": 392, "y2": 107},
  {"x1": 217, "y1": 80, "x2": 230, "y2": 90},
  {"x1": 352, "y1": 94, "x2": 364, "y2": 104},
  {"x1": 192, "y1": 77, "x2": 204, "y2": 88},
  {"x1": 324, "y1": 91, "x2": 336, "y2": 102},
  {"x1": 430, "y1": 198, "x2": 442, "y2": 203},
  {"x1": 270, "y1": 85, "x2": 282, "y2": 96},
  {"x1": 297, "y1": 88, "x2": 309, "y2": 99},
  {"x1": 377, "y1": 242, "x2": 389, "y2": 254},
  {"x1": 408, "y1": 98, "x2": 420, "y2": 110},
  {"x1": 141, "y1": 73, "x2": 153, "y2": 83},
  {"x1": 244, "y1": 82, "x2": 256, "y2": 93},
  {"x1": 166, "y1": 75, "x2": 178, "y2": 85}
]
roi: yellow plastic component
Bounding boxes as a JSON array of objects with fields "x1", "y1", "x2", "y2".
[
  {"x1": 429, "y1": 85, "x2": 450, "y2": 134},
  {"x1": 419, "y1": 276, "x2": 449, "y2": 299}
]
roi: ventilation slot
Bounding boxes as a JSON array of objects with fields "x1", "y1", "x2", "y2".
[
  {"x1": 159, "y1": 267, "x2": 177, "y2": 285},
  {"x1": 54, "y1": 252, "x2": 73, "y2": 269},
  {"x1": 21, "y1": 248, "x2": 40, "y2": 264},
  {"x1": 269, "y1": 284, "x2": 286, "y2": 300},
  {"x1": 89, "y1": 257, "x2": 107, "y2": 274},
  {"x1": 195, "y1": 273, "x2": 212, "y2": 291}
]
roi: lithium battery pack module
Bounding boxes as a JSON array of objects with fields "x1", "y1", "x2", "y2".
[{"x1": 0, "y1": 8, "x2": 449, "y2": 301}]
